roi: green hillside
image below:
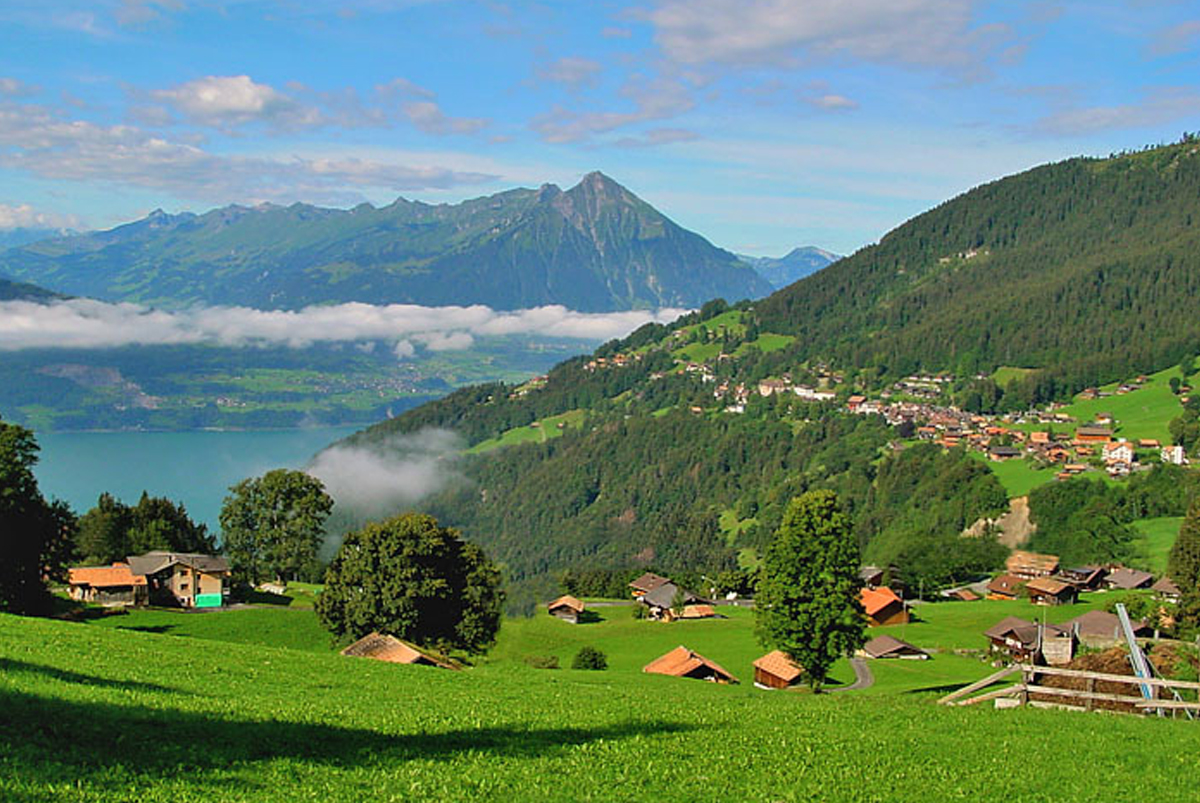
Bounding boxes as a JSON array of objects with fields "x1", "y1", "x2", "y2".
[
  {"x1": 0, "y1": 275, "x2": 62, "y2": 302},
  {"x1": 3, "y1": 609, "x2": 1196, "y2": 802},
  {"x1": 0, "y1": 173, "x2": 770, "y2": 312}
]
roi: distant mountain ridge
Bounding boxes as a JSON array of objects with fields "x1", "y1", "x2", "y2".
[
  {"x1": 0, "y1": 275, "x2": 63, "y2": 302},
  {"x1": 0, "y1": 227, "x2": 77, "y2": 251},
  {"x1": 739, "y1": 246, "x2": 839, "y2": 289},
  {"x1": 0, "y1": 172, "x2": 771, "y2": 312}
]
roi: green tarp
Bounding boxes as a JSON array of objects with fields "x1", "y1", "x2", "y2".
[{"x1": 195, "y1": 593, "x2": 222, "y2": 608}]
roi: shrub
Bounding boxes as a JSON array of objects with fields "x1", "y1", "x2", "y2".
[
  {"x1": 572, "y1": 646, "x2": 607, "y2": 670},
  {"x1": 524, "y1": 654, "x2": 559, "y2": 670},
  {"x1": 631, "y1": 603, "x2": 647, "y2": 620}
]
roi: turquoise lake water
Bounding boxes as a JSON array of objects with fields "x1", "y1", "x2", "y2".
[{"x1": 33, "y1": 426, "x2": 361, "y2": 532}]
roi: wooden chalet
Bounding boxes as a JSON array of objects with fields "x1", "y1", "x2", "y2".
[
  {"x1": 1151, "y1": 576, "x2": 1182, "y2": 604},
  {"x1": 340, "y1": 633, "x2": 456, "y2": 669},
  {"x1": 944, "y1": 588, "x2": 980, "y2": 602},
  {"x1": 859, "y1": 565, "x2": 885, "y2": 588},
  {"x1": 1063, "y1": 610, "x2": 1151, "y2": 646},
  {"x1": 1025, "y1": 576, "x2": 1078, "y2": 606},
  {"x1": 644, "y1": 646, "x2": 738, "y2": 684},
  {"x1": 67, "y1": 562, "x2": 148, "y2": 607},
  {"x1": 988, "y1": 445, "x2": 1021, "y2": 461},
  {"x1": 547, "y1": 595, "x2": 585, "y2": 624},
  {"x1": 1059, "y1": 565, "x2": 1107, "y2": 590},
  {"x1": 752, "y1": 650, "x2": 805, "y2": 689},
  {"x1": 1104, "y1": 567, "x2": 1154, "y2": 590},
  {"x1": 984, "y1": 616, "x2": 1074, "y2": 666},
  {"x1": 862, "y1": 635, "x2": 929, "y2": 660},
  {"x1": 1005, "y1": 551, "x2": 1059, "y2": 580},
  {"x1": 1074, "y1": 425, "x2": 1114, "y2": 444},
  {"x1": 986, "y1": 573, "x2": 1025, "y2": 601},
  {"x1": 628, "y1": 572, "x2": 671, "y2": 598},
  {"x1": 860, "y1": 586, "x2": 908, "y2": 627},
  {"x1": 126, "y1": 551, "x2": 229, "y2": 608},
  {"x1": 638, "y1": 582, "x2": 712, "y2": 621}
]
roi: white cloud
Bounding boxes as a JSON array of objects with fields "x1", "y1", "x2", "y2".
[
  {"x1": 804, "y1": 93, "x2": 858, "y2": 111},
  {"x1": 403, "y1": 100, "x2": 489, "y2": 135},
  {"x1": 0, "y1": 77, "x2": 37, "y2": 97},
  {"x1": 613, "y1": 127, "x2": 700, "y2": 148},
  {"x1": 1147, "y1": 20, "x2": 1200, "y2": 58},
  {"x1": 1034, "y1": 88, "x2": 1200, "y2": 135},
  {"x1": 152, "y1": 75, "x2": 321, "y2": 129},
  {"x1": 115, "y1": 0, "x2": 184, "y2": 28},
  {"x1": 0, "y1": 203, "x2": 80, "y2": 231},
  {"x1": 531, "y1": 75, "x2": 694, "y2": 143},
  {"x1": 537, "y1": 57, "x2": 603, "y2": 89},
  {"x1": 0, "y1": 299, "x2": 688, "y2": 351}
]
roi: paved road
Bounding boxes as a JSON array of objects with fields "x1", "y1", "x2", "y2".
[{"x1": 833, "y1": 657, "x2": 875, "y2": 692}]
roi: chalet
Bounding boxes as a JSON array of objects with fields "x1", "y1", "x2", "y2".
[
  {"x1": 1095, "y1": 412, "x2": 1114, "y2": 425},
  {"x1": 917, "y1": 426, "x2": 938, "y2": 440},
  {"x1": 988, "y1": 445, "x2": 1021, "y2": 461},
  {"x1": 1062, "y1": 463, "x2": 1088, "y2": 474},
  {"x1": 340, "y1": 633, "x2": 456, "y2": 669},
  {"x1": 1151, "y1": 576, "x2": 1182, "y2": 604},
  {"x1": 1102, "y1": 441, "x2": 1134, "y2": 464},
  {"x1": 1074, "y1": 425, "x2": 1113, "y2": 444},
  {"x1": 1025, "y1": 576, "x2": 1078, "y2": 606},
  {"x1": 1104, "y1": 567, "x2": 1154, "y2": 590},
  {"x1": 1030, "y1": 431, "x2": 1051, "y2": 446},
  {"x1": 758, "y1": 378, "x2": 790, "y2": 397},
  {"x1": 862, "y1": 635, "x2": 929, "y2": 660},
  {"x1": 984, "y1": 616, "x2": 1074, "y2": 665},
  {"x1": 629, "y1": 572, "x2": 671, "y2": 598},
  {"x1": 752, "y1": 650, "x2": 805, "y2": 689},
  {"x1": 644, "y1": 646, "x2": 738, "y2": 684},
  {"x1": 986, "y1": 573, "x2": 1025, "y2": 601},
  {"x1": 1046, "y1": 445, "x2": 1072, "y2": 463},
  {"x1": 1138, "y1": 439, "x2": 1161, "y2": 449},
  {"x1": 859, "y1": 565, "x2": 885, "y2": 588},
  {"x1": 547, "y1": 595, "x2": 585, "y2": 624},
  {"x1": 638, "y1": 582, "x2": 712, "y2": 621},
  {"x1": 67, "y1": 562, "x2": 148, "y2": 607},
  {"x1": 126, "y1": 551, "x2": 229, "y2": 608},
  {"x1": 846, "y1": 395, "x2": 867, "y2": 412},
  {"x1": 1059, "y1": 565, "x2": 1107, "y2": 590},
  {"x1": 861, "y1": 586, "x2": 908, "y2": 627},
  {"x1": 1006, "y1": 551, "x2": 1059, "y2": 580},
  {"x1": 1162, "y1": 445, "x2": 1189, "y2": 465},
  {"x1": 1063, "y1": 610, "x2": 1151, "y2": 646}
]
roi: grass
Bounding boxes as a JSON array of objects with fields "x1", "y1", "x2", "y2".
[
  {"x1": 84, "y1": 605, "x2": 334, "y2": 653},
  {"x1": 1131, "y1": 516, "x2": 1183, "y2": 574},
  {"x1": 970, "y1": 452, "x2": 1061, "y2": 498},
  {"x1": 735, "y1": 332, "x2": 794, "y2": 355},
  {"x1": 468, "y1": 410, "x2": 586, "y2": 454},
  {"x1": 1057, "y1": 365, "x2": 1186, "y2": 444},
  {"x1": 992, "y1": 366, "x2": 1037, "y2": 386},
  {"x1": 4, "y1": 605, "x2": 1198, "y2": 802}
]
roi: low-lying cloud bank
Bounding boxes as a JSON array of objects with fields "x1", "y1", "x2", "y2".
[{"x1": 0, "y1": 299, "x2": 687, "y2": 352}]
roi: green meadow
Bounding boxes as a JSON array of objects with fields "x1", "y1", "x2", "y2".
[
  {"x1": 3, "y1": 599, "x2": 1197, "y2": 803},
  {"x1": 1131, "y1": 516, "x2": 1185, "y2": 575},
  {"x1": 1057, "y1": 365, "x2": 1187, "y2": 444}
]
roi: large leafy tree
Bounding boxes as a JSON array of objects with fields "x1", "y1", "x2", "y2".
[
  {"x1": 220, "y1": 469, "x2": 333, "y2": 584},
  {"x1": 755, "y1": 489, "x2": 864, "y2": 691},
  {"x1": 76, "y1": 492, "x2": 214, "y2": 564},
  {"x1": 1168, "y1": 502, "x2": 1200, "y2": 632},
  {"x1": 0, "y1": 420, "x2": 77, "y2": 614},
  {"x1": 315, "y1": 512, "x2": 504, "y2": 655}
]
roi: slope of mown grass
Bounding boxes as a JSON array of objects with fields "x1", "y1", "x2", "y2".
[
  {"x1": 2, "y1": 613, "x2": 1197, "y2": 802},
  {"x1": 971, "y1": 451, "x2": 1061, "y2": 497},
  {"x1": 84, "y1": 606, "x2": 334, "y2": 654},
  {"x1": 1131, "y1": 516, "x2": 1184, "y2": 575},
  {"x1": 468, "y1": 410, "x2": 586, "y2": 454},
  {"x1": 1057, "y1": 365, "x2": 1186, "y2": 444}
]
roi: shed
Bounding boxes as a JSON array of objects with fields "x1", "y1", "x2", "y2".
[
  {"x1": 861, "y1": 586, "x2": 908, "y2": 626},
  {"x1": 986, "y1": 573, "x2": 1025, "y2": 600},
  {"x1": 340, "y1": 633, "x2": 456, "y2": 669},
  {"x1": 1151, "y1": 576, "x2": 1182, "y2": 604},
  {"x1": 67, "y1": 562, "x2": 148, "y2": 607},
  {"x1": 547, "y1": 595, "x2": 585, "y2": 624},
  {"x1": 862, "y1": 635, "x2": 929, "y2": 660},
  {"x1": 1104, "y1": 567, "x2": 1154, "y2": 590},
  {"x1": 644, "y1": 646, "x2": 738, "y2": 684},
  {"x1": 679, "y1": 604, "x2": 717, "y2": 619},
  {"x1": 752, "y1": 650, "x2": 805, "y2": 689},
  {"x1": 945, "y1": 588, "x2": 980, "y2": 602},
  {"x1": 1025, "y1": 577, "x2": 1078, "y2": 606}
]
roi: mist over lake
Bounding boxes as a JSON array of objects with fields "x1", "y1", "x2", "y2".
[{"x1": 34, "y1": 427, "x2": 361, "y2": 534}]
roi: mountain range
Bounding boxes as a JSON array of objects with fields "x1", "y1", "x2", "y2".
[
  {"x1": 737, "y1": 246, "x2": 839, "y2": 289},
  {"x1": 0, "y1": 173, "x2": 772, "y2": 312}
]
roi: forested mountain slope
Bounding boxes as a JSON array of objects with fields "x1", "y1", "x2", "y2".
[
  {"x1": 0, "y1": 173, "x2": 770, "y2": 312},
  {"x1": 0, "y1": 276, "x2": 62, "y2": 302}
]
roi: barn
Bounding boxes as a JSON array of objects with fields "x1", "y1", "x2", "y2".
[
  {"x1": 644, "y1": 646, "x2": 738, "y2": 684},
  {"x1": 340, "y1": 633, "x2": 456, "y2": 669},
  {"x1": 752, "y1": 650, "x2": 805, "y2": 689},
  {"x1": 547, "y1": 595, "x2": 585, "y2": 624}
]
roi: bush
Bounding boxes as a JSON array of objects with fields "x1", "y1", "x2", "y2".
[
  {"x1": 571, "y1": 646, "x2": 607, "y2": 670},
  {"x1": 631, "y1": 602, "x2": 647, "y2": 619},
  {"x1": 524, "y1": 654, "x2": 559, "y2": 670}
]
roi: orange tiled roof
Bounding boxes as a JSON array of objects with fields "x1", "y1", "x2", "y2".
[
  {"x1": 68, "y1": 563, "x2": 146, "y2": 588},
  {"x1": 548, "y1": 595, "x2": 585, "y2": 613},
  {"x1": 680, "y1": 604, "x2": 716, "y2": 619},
  {"x1": 860, "y1": 586, "x2": 902, "y2": 617},
  {"x1": 753, "y1": 649, "x2": 804, "y2": 683},
  {"x1": 643, "y1": 646, "x2": 737, "y2": 682},
  {"x1": 340, "y1": 633, "x2": 455, "y2": 668}
]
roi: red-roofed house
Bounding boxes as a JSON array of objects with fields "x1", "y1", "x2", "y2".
[
  {"x1": 644, "y1": 646, "x2": 738, "y2": 684},
  {"x1": 67, "y1": 562, "x2": 147, "y2": 607},
  {"x1": 752, "y1": 650, "x2": 805, "y2": 689},
  {"x1": 861, "y1": 586, "x2": 908, "y2": 627}
]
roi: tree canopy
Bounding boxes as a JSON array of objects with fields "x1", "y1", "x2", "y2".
[
  {"x1": 220, "y1": 469, "x2": 333, "y2": 585},
  {"x1": 755, "y1": 490, "x2": 864, "y2": 691},
  {"x1": 315, "y1": 512, "x2": 504, "y2": 655},
  {"x1": 1168, "y1": 502, "x2": 1200, "y2": 633},
  {"x1": 75, "y1": 492, "x2": 213, "y2": 565}
]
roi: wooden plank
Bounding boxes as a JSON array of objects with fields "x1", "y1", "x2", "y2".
[
  {"x1": 959, "y1": 684, "x2": 1026, "y2": 707},
  {"x1": 1135, "y1": 699, "x2": 1200, "y2": 710},
  {"x1": 1016, "y1": 664, "x2": 1200, "y2": 690},
  {"x1": 1024, "y1": 684, "x2": 1153, "y2": 706},
  {"x1": 938, "y1": 665, "x2": 1021, "y2": 705}
]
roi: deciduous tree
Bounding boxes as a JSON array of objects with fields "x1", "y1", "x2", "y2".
[
  {"x1": 755, "y1": 489, "x2": 864, "y2": 691},
  {"x1": 220, "y1": 469, "x2": 333, "y2": 585}
]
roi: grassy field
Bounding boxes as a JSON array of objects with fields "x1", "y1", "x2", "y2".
[
  {"x1": 1131, "y1": 516, "x2": 1184, "y2": 574},
  {"x1": 4, "y1": 607, "x2": 1198, "y2": 802},
  {"x1": 992, "y1": 366, "x2": 1037, "y2": 386},
  {"x1": 468, "y1": 410, "x2": 586, "y2": 454},
  {"x1": 971, "y1": 452, "x2": 1061, "y2": 498},
  {"x1": 1057, "y1": 365, "x2": 1186, "y2": 443}
]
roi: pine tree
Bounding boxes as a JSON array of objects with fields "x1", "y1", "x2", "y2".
[
  {"x1": 755, "y1": 489, "x2": 865, "y2": 691},
  {"x1": 1168, "y1": 502, "x2": 1200, "y2": 631}
]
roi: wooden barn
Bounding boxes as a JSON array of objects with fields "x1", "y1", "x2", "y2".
[
  {"x1": 644, "y1": 646, "x2": 738, "y2": 684},
  {"x1": 1062, "y1": 610, "x2": 1152, "y2": 647},
  {"x1": 862, "y1": 635, "x2": 929, "y2": 660},
  {"x1": 67, "y1": 562, "x2": 148, "y2": 607},
  {"x1": 1104, "y1": 567, "x2": 1154, "y2": 590},
  {"x1": 1152, "y1": 576, "x2": 1182, "y2": 604},
  {"x1": 547, "y1": 595, "x2": 585, "y2": 624},
  {"x1": 752, "y1": 650, "x2": 805, "y2": 689},
  {"x1": 984, "y1": 616, "x2": 1074, "y2": 665},
  {"x1": 628, "y1": 572, "x2": 671, "y2": 598},
  {"x1": 861, "y1": 586, "x2": 908, "y2": 626},
  {"x1": 986, "y1": 573, "x2": 1025, "y2": 600},
  {"x1": 1025, "y1": 576, "x2": 1077, "y2": 606},
  {"x1": 678, "y1": 604, "x2": 717, "y2": 619},
  {"x1": 1006, "y1": 551, "x2": 1060, "y2": 580},
  {"x1": 340, "y1": 633, "x2": 456, "y2": 669}
]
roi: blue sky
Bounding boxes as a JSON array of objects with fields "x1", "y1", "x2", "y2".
[{"x1": 1, "y1": 0, "x2": 1198, "y2": 257}]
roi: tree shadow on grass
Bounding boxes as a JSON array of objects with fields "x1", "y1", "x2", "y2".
[
  {"x1": 1, "y1": 687, "x2": 696, "y2": 791},
  {"x1": 0, "y1": 658, "x2": 186, "y2": 695},
  {"x1": 114, "y1": 624, "x2": 177, "y2": 635}
]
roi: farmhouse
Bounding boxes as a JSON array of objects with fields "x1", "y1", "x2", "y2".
[
  {"x1": 861, "y1": 586, "x2": 908, "y2": 626},
  {"x1": 67, "y1": 562, "x2": 147, "y2": 607},
  {"x1": 1025, "y1": 576, "x2": 1078, "y2": 606},
  {"x1": 862, "y1": 635, "x2": 929, "y2": 660},
  {"x1": 628, "y1": 572, "x2": 671, "y2": 598},
  {"x1": 340, "y1": 633, "x2": 456, "y2": 669},
  {"x1": 752, "y1": 650, "x2": 805, "y2": 689},
  {"x1": 1063, "y1": 610, "x2": 1151, "y2": 646},
  {"x1": 986, "y1": 573, "x2": 1025, "y2": 601},
  {"x1": 1075, "y1": 425, "x2": 1113, "y2": 444},
  {"x1": 1104, "y1": 567, "x2": 1154, "y2": 590},
  {"x1": 638, "y1": 582, "x2": 713, "y2": 621},
  {"x1": 1006, "y1": 551, "x2": 1059, "y2": 580},
  {"x1": 1162, "y1": 445, "x2": 1188, "y2": 465},
  {"x1": 1059, "y1": 565, "x2": 1107, "y2": 590},
  {"x1": 644, "y1": 646, "x2": 738, "y2": 684},
  {"x1": 547, "y1": 595, "x2": 585, "y2": 624},
  {"x1": 126, "y1": 551, "x2": 229, "y2": 608},
  {"x1": 988, "y1": 445, "x2": 1021, "y2": 461},
  {"x1": 984, "y1": 616, "x2": 1074, "y2": 665},
  {"x1": 1151, "y1": 576, "x2": 1182, "y2": 604}
]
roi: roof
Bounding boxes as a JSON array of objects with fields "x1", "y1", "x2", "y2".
[
  {"x1": 1152, "y1": 576, "x2": 1181, "y2": 595},
  {"x1": 340, "y1": 633, "x2": 455, "y2": 669},
  {"x1": 1006, "y1": 551, "x2": 1059, "y2": 574},
  {"x1": 680, "y1": 604, "x2": 716, "y2": 619},
  {"x1": 127, "y1": 551, "x2": 229, "y2": 576},
  {"x1": 949, "y1": 588, "x2": 980, "y2": 601},
  {"x1": 1105, "y1": 567, "x2": 1154, "y2": 589},
  {"x1": 860, "y1": 586, "x2": 903, "y2": 617},
  {"x1": 547, "y1": 595, "x2": 585, "y2": 614},
  {"x1": 863, "y1": 635, "x2": 928, "y2": 659},
  {"x1": 68, "y1": 562, "x2": 147, "y2": 589},
  {"x1": 984, "y1": 616, "x2": 1069, "y2": 647},
  {"x1": 1025, "y1": 577, "x2": 1074, "y2": 596},
  {"x1": 753, "y1": 650, "x2": 804, "y2": 683},
  {"x1": 984, "y1": 615, "x2": 1033, "y2": 640},
  {"x1": 629, "y1": 572, "x2": 671, "y2": 593},
  {"x1": 1063, "y1": 609, "x2": 1149, "y2": 639},
  {"x1": 986, "y1": 574, "x2": 1025, "y2": 595},
  {"x1": 641, "y1": 582, "x2": 710, "y2": 610},
  {"x1": 644, "y1": 646, "x2": 738, "y2": 683}
]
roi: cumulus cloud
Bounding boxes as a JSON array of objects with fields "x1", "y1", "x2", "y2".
[
  {"x1": 531, "y1": 75, "x2": 694, "y2": 143},
  {"x1": 804, "y1": 93, "x2": 858, "y2": 111},
  {"x1": 307, "y1": 429, "x2": 466, "y2": 544},
  {"x1": 537, "y1": 57, "x2": 604, "y2": 90},
  {"x1": 649, "y1": 0, "x2": 1007, "y2": 74},
  {"x1": 0, "y1": 298, "x2": 688, "y2": 351},
  {"x1": 0, "y1": 203, "x2": 80, "y2": 231},
  {"x1": 403, "y1": 100, "x2": 489, "y2": 135},
  {"x1": 613, "y1": 127, "x2": 700, "y2": 148},
  {"x1": 152, "y1": 75, "x2": 321, "y2": 129},
  {"x1": 0, "y1": 77, "x2": 37, "y2": 97}
]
